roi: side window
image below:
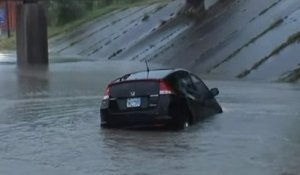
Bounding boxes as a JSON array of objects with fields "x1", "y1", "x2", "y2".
[
  {"x1": 190, "y1": 74, "x2": 200, "y2": 84},
  {"x1": 190, "y1": 74, "x2": 209, "y2": 95},
  {"x1": 176, "y1": 71, "x2": 196, "y2": 92}
]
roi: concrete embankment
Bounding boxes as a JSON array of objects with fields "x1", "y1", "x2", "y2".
[{"x1": 48, "y1": 0, "x2": 300, "y2": 83}]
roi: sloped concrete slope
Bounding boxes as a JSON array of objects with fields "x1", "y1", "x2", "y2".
[
  {"x1": 49, "y1": 0, "x2": 190, "y2": 61},
  {"x1": 149, "y1": 0, "x2": 300, "y2": 82},
  {"x1": 49, "y1": 0, "x2": 300, "y2": 82}
]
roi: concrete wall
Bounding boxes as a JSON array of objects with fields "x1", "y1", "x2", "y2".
[
  {"x1": 186, "y1": 0, "x2": 220, "y2": 11},
  {"x1": 205, "y1": 0, "x2": 220, "y2": 9}
]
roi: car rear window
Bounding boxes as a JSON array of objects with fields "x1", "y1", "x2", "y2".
[{"x1": 119, "y1": 70, "x2": 173, "y2": 81}]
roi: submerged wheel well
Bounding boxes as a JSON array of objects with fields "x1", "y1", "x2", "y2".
[{"x1": 181, "y1": 99, "x2": 194, "y2": 125}]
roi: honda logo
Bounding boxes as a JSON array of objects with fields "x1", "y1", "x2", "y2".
[{"x1": 130, "y1": 91, "x2": 136, "y2": 97}]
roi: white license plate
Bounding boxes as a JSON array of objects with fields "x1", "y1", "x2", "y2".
[{"x1": 126, "y1": 98, "x2": 141, "y2": 108}]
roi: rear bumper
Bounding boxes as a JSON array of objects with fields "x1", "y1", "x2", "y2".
[
  {"x1": 100, "y1": 95, "x2": 177, "y2": 127},
  {"x1": 100, "y1": 109, "x2": 173, "y2": 127}
]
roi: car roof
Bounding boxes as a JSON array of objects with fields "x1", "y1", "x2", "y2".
[{"x1": 113, "y1": 68, "x2": 188, "y2": 82}]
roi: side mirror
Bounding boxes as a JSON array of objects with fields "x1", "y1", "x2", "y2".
[{"x1": 210, "y1": 88, "x2": 219, "y2": 97}]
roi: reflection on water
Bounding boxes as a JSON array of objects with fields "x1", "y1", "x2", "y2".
[{"x1": 17, "y1": 66, "x2": 50, "y2": 99}]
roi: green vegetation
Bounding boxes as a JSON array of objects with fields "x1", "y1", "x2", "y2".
[
  {"x1": 258, "y1": 0, "x2": 281, "y2": 16},
  {"x1": 160, "y1": 20, "x2": 167, "y2": 26},
  {"x1": 0, "y1": 0, "x2": 168, "y2": 51},
  {"x1": 237, "y1": 30, "x2": 300, "y2": 79},
  {"x1": 48, "y1": 0, "x2": 165, "y2": 26},
  {"x1": 48, "y1": 0, "x2": 168, "y2": 37},
  {"x1": 142, "y1": 14, "x2": 150, "y2": 21},
  {"x1": 279, "y1": 67, "x2": 300, "y2": 82},
  {"x1": 0, "y1": 36, "x2": 16, "y2": 50},
  {"x1": 236, "y1": 70, "x2": 251, "y2": 79},
  {"x1": 286, "y1": 31, "x2": 300, "y2": 45},
  {"x1": 108, "y1": 49, "x2": 123, "y2": 59},
  {"x1": 154, "y1": 4, "x2": 167, "y2": 13},
  {"x1": 208, "y1": 18, "x2": 283, "y2": 73}
]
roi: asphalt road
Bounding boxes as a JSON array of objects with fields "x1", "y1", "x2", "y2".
[{"x1": 0, "y1": 61, "x2": 299, "y2": 175}]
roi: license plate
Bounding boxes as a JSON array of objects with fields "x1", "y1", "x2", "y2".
[{"x1": 126, "y1": 98, "x2": 141, "y2": 108}]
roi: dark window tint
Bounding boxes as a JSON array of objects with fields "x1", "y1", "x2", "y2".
[
  {"x1": 119, "y1": 70, "x2": 172, "y2": 81},
  {"x1": 174, "y1": 71, "x2": 197, "y2": 92},
  {"x1": 190, "y1": 74, "x2": 209, "y2": 95}
]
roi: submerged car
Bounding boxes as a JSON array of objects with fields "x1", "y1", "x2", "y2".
[{"x1": 100, "y1": 68, "x2": 222, "y2": 129}]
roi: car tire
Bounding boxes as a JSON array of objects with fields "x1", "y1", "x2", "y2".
[{"x1": 171, "y1": 103, "x2": 192, "y2": 130}]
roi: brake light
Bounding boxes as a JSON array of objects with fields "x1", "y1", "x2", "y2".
[
  {"x1": 103, "y1": 86, "x2": 110, "y2": 100},
  {"x1": 159, "y1": 80, "x2": 173, "y2": 95}
]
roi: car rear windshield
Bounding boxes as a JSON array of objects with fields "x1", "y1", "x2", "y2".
[{"x1": 118, "y1": 70, "x2": 173, "y2": 81}]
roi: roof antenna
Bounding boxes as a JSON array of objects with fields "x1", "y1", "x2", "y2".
[{"x1": 145, "y1": 59, "x2": 150, "y2": 78}]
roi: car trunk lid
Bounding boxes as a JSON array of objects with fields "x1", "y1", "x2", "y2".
[{"x1": 107, "y1": 80, "x2": 172, "y2": 113}]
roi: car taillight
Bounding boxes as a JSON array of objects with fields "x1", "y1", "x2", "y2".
[
  {"x1": 159, "y1": 80, "x2": 173, "y2": 95},
  {"x1": 103, "y1": 86, "x2": 110, "y2": 100}
]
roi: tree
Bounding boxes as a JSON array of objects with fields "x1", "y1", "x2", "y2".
[{"x1": 48, "y1": 0, "x2": 86, "y2": 25}]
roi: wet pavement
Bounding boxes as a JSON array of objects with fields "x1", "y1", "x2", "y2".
[{"x1": 0, "y1": 62, "x2": 300, "y2": 175}]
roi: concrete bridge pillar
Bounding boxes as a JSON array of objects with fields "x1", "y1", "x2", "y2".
[{"x1": 16, "y1": 0, "x2": 48, "y2": 66}]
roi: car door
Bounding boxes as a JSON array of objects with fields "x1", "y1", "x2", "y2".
[
  {"x1": 174, "y1": 71, "x2": 201, "y2": 120},
  {"x1": 190, "y1": 74, "x2": 217, "y2": 117}
]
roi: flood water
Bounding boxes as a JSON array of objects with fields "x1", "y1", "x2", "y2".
[{"x1": 0, "y1": 61, "x2": 299, "y2": 175}]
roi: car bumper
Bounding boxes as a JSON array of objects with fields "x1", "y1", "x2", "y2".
[
  {"x1": 100, "y1": 109, "x2": 173, "y2": 127},
  {"x1": 100, "y1": 94, "x2": 181, "y2": 128}
]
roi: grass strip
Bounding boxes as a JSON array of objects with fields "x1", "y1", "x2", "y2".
[
  {"x1": 278, "y1": 67, "x2": 300, "y2": 82},
  {"x1": 48, "y1": 0, "x2": 168, "y2": 38},
  {"x1": 208, "y1": 18, "x2": 283, "y2": 73},
  {"x1": 0, "y1": 0, "x2": 168, "y2": 51},
  {"x1": 258, "y1": 0, "x2": 281, "y2": 16},
  {"x1": 237, "y1": 31, "x2": 300, "y2": 78}
]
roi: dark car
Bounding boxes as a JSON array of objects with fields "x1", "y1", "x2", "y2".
[{"x1": 100, "y1": 68, "x2": 222, "y2": 129}]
